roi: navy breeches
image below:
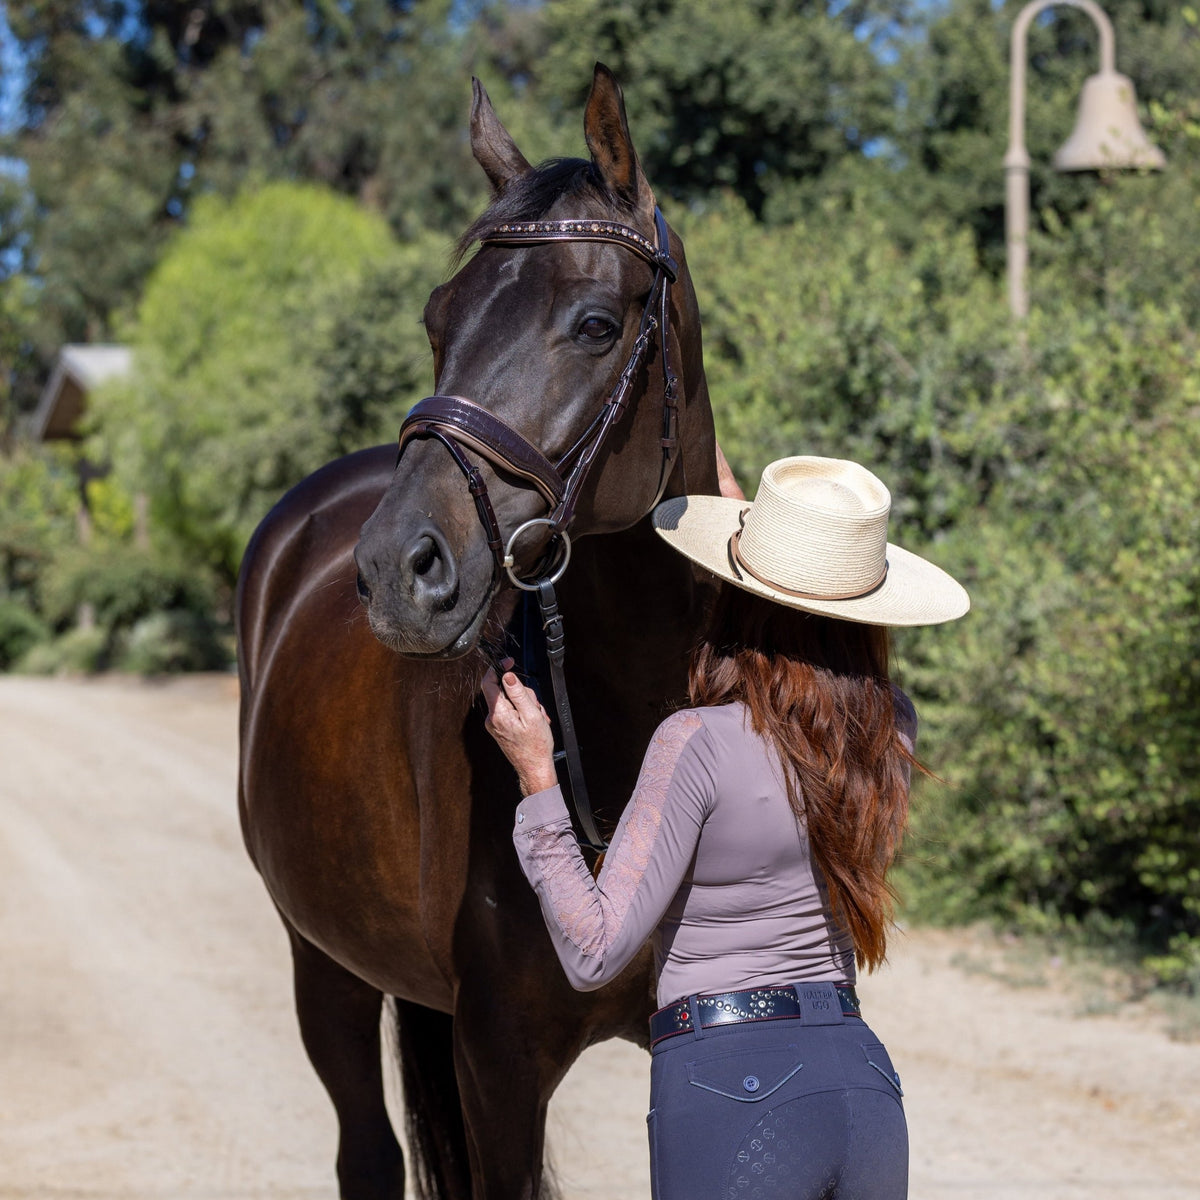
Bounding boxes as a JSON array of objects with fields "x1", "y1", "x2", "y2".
[{"x1": 647, "y1": 983, "x2": 908, "y2": 1200}]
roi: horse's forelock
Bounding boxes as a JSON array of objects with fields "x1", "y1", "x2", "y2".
[{"x1": 453, "y1": 157, "x2": 636, "y2": 265}]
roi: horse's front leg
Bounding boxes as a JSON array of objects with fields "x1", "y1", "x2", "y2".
[
  {"x1": 287, "y1": 924, "x2": 406, "y2": 1200},
  {"x1": 452, "y1": 966, "x2": 585, "y2": 1200}
]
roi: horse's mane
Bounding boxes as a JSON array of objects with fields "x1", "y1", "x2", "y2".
[{"x1": 455, "y1": 157, "x2": 637, "y2": 264}]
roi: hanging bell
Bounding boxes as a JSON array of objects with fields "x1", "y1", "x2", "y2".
[{"x1": 1054, "y1": 71, "x2": 1166, "y2": 171}]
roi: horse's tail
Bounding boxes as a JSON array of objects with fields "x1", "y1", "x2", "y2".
[{"x1": 391, "y1": 1000, "x2": 470, "y2": 1200}]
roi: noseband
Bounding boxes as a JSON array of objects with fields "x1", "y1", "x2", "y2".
[
  {"x1": 397, "y1": 207, "x2": 680, "y2": 589},
  {"x1": 395, "y1": 207, "x2": 681, "y2": 852}
]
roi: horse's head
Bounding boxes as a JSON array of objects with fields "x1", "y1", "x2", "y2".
[{"x1": 354, "y1": 65, "x2": 710, "y2": 659}]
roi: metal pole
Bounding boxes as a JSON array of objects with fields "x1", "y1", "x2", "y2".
[{"x1": 1005, "y1": 0, "x2": 1118, "y2": 318}]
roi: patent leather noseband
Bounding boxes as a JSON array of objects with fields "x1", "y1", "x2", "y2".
[{"x1": 397, "y1": 207, "x2": 680, "y2": 588}]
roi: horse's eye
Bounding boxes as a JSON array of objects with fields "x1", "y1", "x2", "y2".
[{"x1": 578, "y1": 316, "x2": 617, "y2": 343}]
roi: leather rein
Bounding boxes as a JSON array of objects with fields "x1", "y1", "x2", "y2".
[{"x1": 395, "y1": 207, "x2": 680, "y2": 850}]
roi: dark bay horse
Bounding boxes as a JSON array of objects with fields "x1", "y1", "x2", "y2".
[{"x1": 237, "y1": 65, "x2": 719, "y2": 1200}]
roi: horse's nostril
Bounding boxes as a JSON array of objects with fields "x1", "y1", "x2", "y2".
[
  {"x1": 412, "y1": 536, "x2": 439, "y2": 577},
  {"x1": 356, "y1": 571, "x2": 371, "y2": 604},
  {"x1": 398, "y1": 526, "x2": 458, "y2": 613}
]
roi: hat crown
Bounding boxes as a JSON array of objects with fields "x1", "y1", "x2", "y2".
[
  {"x1": 737, "y1": 458, "x2": 890, "y2": 599},
  {"x1": 651, "y1": 454, "x2": 969, "y2": 626}
]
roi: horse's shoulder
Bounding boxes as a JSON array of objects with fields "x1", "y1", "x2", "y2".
[
  {"x1": 240, "y1": 446, "x2": 390, "y2": 572},
  {"x1": 262, "y1": 445, "x2": 395, "y2": 538},
  {"x1": 236, "y1": 445, "x2": 395, "y2": 679}
]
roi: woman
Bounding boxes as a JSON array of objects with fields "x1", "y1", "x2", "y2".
[{"x1": 482, "y1": 455, "x2": 968, "y2": 1200}]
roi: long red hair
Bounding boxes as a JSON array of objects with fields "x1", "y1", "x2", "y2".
[{"x1": 688, "y1": 583, "x2": 915, "y2": 971}]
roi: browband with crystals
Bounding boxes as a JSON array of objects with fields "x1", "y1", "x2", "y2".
[
  {"x1": 729, "y1": 529, "x2": 889, "y2": 602},
  {"x1": 480, "y1": 218, "x2": 678, "y2": 281}
]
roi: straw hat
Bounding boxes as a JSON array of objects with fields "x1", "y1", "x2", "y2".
[{"x1": 652, "y1": 456, "x2": 969, "y2": 627}]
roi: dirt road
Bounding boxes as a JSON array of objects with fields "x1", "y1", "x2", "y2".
[{"x1": 1, "y1": 675, "x2": 1197, "y2": 1198}]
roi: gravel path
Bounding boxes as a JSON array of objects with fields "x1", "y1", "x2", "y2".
[{"x1": 1, "y1": 674, "x2": 1197, "y2": 1198}]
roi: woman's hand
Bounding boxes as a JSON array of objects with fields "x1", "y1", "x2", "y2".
[
  {"x1": 481, "y1": 668, "x2": 559, "y2": 795},
  {"x1": 714, "y1": 440, "x2": 745, "y2": 500}
]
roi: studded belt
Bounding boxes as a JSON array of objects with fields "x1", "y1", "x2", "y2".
[{"x1": 649, "y1": 983, "x2": 862, "y2": 1047}]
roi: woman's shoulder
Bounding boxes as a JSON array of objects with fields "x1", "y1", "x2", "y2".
[
  {"x1": 662, "y1": 700, "x2": 744, "y2": 727},
  {"x1": 648, "y1": 707, "x2": 706, "y2": 748},
  {"x1": 657, "y1": 701, "x2": 750, "y2": 750},
  {"x1": 645, "y1": 704, "x2": 750, "y2": 796}
]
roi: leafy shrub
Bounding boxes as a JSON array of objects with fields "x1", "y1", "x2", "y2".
[
  {"x1": 40, "y1": 546, "x2": 221, "y2": 635},
  {"x1": 681, "y1": 193, "x2": 1015, "y2": 541},
  {"x1": 29, "y1": 545, "x2": 231, "y2": 675},
  {"x1": 114, "y1": 611, "x2": 229, "y2": 675},
  {"x1": 892, "y1": 287, "x2": 1200, "y2": 978},
  {"x1": 15, "y1": 626, "x2": 109, "y2": 676},
  {"x1": 0, "y1": 600, "x2": 51, "y2": 669},
  {"x1": 0, "y1": 447, "x2": 80, "y2": 611},
  {"x1": 90, "y1": 182, "x2": 415, "y2": 583},
  {"x1": 682, "y1": 163, "x2": 1200, "y2": 977}
]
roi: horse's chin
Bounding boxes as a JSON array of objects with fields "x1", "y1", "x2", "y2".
[{"x1": 364, "y1": 586, "x2": 497, "y2": 661}]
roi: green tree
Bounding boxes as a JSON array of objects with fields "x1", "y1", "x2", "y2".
[
  {"x1": 90, "y1": 181, "x2": 440, "y2": 582},
  {"x1": 0, "y1": 444, "x2": 79, "y2": 608},
  {"x1": 1, "y1": 0, "x2": 517, "y2": 409},
  {"x1": 314, "y1": 247, "x2": 450, "y2": 457},
  {"x1": 679, "y1": 191, "x2": 1014, "y2": 538},
  {"x1": 1, "y1": 164, "x2": 42, "y2": 420},
  {"x1": 535, "y1": 0, "x2": 906, "y2": 214}
]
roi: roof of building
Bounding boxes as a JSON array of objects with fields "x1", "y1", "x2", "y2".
[{"x1": 30, "y1": 344, "x2": 133, "y2": 441}]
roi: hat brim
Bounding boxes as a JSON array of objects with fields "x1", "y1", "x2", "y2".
[{"x1": 653, "y1": 495, "x2": 969, "y2": 627}]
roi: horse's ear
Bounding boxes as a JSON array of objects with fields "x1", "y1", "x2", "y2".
[
  {"x1": 584, "y1": 63, "x2": 655, "y2": 226},
  {"x1": 470, "y1": 78, "x2": 532, "y2": 194}
]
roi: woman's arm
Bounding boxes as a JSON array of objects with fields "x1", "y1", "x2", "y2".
[
  {"x1": 483, "y1": 670, "x2": 714, "y2": 990},
  {"x1": 715, "y1": 440, "x2": 745, "y2": 500}
]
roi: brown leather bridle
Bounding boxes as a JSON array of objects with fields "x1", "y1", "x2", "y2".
[
  {"x1": 394, "y1": 206, "x2": 681, "y2": 851},
  {"x1": 396, "y1": 206, "x2": 680, "y2": 591}
]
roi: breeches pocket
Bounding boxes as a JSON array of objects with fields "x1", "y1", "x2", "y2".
[
  {"x1": 686, "y1": 1044, "x2": 805, "y2": 1103},
  {"x1": 858, "y1": 1040, "x2": 905, "y2": 1099}
]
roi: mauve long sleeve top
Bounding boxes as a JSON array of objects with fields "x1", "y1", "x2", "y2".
[{"x1": 512, "y1": 697, "x2": 916, "y2": 1008}]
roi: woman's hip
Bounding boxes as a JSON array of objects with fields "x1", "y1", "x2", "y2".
[
  {"x1": 646, "y1": 988, "x2": 907, "y2": 1199},
  {"x1": 649, "y1": 1011, "x2": 905, "y2": 1114}
]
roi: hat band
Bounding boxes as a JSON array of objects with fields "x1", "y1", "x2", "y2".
[{"x1": 729, "y1": 529, "x2": 889, "y2": 602}]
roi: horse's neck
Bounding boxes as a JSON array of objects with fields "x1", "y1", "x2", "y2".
[
  {"x1": 559, "y1": 285, "x2": 718, "y2": 704},
  {"x1": 562, "y1": 523, "x2": 710, "y2": 708},
  {"x1": 573, "y1": 352, "x2": 717, "y2": 607},
  {"x1": 662, "y1": 281, "x2": 717, "y2": 504},
  {"x1": 555, "y1": 519, "x2": 710, "y2": 826}
]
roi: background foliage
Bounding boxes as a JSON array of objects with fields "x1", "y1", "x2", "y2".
[
  {"x1": 1, "y1": 0, "x2": 1198, "y2": 979},
  {"x1": 87, "y1": 181, "x2": 439, "y2": 581}
]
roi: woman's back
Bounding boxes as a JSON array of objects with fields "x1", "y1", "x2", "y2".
[{"x1": 654, "y1": 702, "x2": 857, "y2": 1004}]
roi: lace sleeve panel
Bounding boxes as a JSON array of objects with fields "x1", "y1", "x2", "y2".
[{"x1": 513, "y1": 709, "x2": 714, "y2": 991}]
